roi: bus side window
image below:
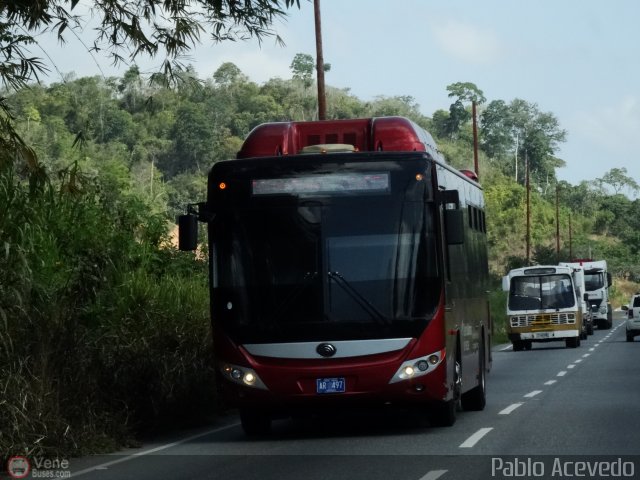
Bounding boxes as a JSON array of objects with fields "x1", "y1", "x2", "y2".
[
  {"x1": 445, "y1": 208, "x2": 464, "y2": 245},
  {"x1": 441, "y1": 189, "x2": 464, "y2": 245}
]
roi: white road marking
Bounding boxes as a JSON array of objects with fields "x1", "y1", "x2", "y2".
[
  {"x1": 583, "y1": 353, "x2": 591, "y2": 357},
  {"x1": 499, "y1": 403, "x2": 523, "y2": 415},
  {"x1": 575, "y1": 359, "x2": 583, "y2": 363},
  {"x1": 69, "y1": 422, "x2": 240, "y2": 477},
  {"x1": 544, "y1": 380, "x2": 557, "y2": 386},
  {"x1": 524, "y1": 390, "x2": 543, "y2": 398},
  {"x1": 419, "y1": 470, "x2": 448, "y2": 480},
  {"x1": 500, "y1": 344, "x2": 513, "y2": 351},
  {"x1": 459, "y1": 427, "x2": 493, "y2": 448},
  {"x1": 557, "y1": 371, "x2": 567, "y2": 377},
  {"x1": 567, "y1": 364, "x2": 575, "y2": 369}
]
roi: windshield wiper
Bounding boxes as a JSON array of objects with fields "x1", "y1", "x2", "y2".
[{"x1": 327, "y1": 271, "x2": 390, "y2": 325}]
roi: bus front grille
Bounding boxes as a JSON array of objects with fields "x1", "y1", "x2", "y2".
[{"x1": 510, "y1": 313, "x2": 576, "y2": 328}]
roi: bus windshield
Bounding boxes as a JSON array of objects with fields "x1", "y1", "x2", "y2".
[
  {"x1": 508, "y1": 274, "x2": 575, "y2": 311},
  {"x1": 209, "y1": 159, "x2": 441, "y2": 344}
]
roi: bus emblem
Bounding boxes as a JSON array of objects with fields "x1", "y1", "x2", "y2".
[{"x1": 316, "y1": 343, "x2": 337, "y2": 357}]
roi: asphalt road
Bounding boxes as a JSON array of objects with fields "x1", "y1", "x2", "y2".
[{"x1": 65, "y1": 312, "x2": 640, "y2": 480}]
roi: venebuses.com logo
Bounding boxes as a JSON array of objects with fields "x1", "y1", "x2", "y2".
[{"x1": 5, "y1": 455, "x2": 71, "y2": 478}]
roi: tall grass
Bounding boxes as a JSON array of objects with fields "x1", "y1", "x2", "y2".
[{"x1": 0, "y1": 163, "x2": 214, "y2": 458}]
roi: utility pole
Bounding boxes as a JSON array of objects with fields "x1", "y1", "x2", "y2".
[
  {"x1": 526, "y1": 151, "x2": 531, "y2": 266},
  {"x1": 472, "y1": 100, "x2": 479, "y2": 179},
  {"x1": 514, "y1": 132, "x2": 519, "y2": 183},
  {"x1": 314, "y1": 0, "x2": 327, "y2": 120},
  {"x1": 556, "y1": 185, "x2": 560, "y2": 263}
]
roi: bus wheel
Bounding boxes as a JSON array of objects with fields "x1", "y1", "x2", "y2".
[
  {"x1": 240, "y1": 409, "x2": 272, "y2": 436},
  {"x1": 565, "y1": 337, "x2": 579, "y2": 348},
  {"x1": 512, "y1": 340, "x2": 524, "y2": 352},
  {"x1": 461, "y1": 341, "x2": 486, "y2": 411},
  {"x1": 429, "y1": 399, "x2": 456, "y2": 427},
  {"x1": 524, "y1": 341, "x2": 533, "y2": 351}
]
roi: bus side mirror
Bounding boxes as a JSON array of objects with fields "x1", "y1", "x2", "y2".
[
  {"x1": 607, "y1": 273, "x2": 612, "y2": 288},
  {"x1": 502, "y1": 276, "x2": 510, "y2": 292},
  {"x1": 445, "y1": 208, "x2": 464, "y2": 245},
  {"x1": 584, "y1": 293, "x2": 589, "y2": 302},
  {"x1": 178, "y1": 214, "x2": 198, "y2": 251}
]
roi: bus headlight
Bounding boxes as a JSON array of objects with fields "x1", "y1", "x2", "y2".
[
  {"x1": 389, "y1": 350, "x2": 445, "y2": 384},
  {"x1": 220, "y1": 363, "x2": 268, "y2": 390}
]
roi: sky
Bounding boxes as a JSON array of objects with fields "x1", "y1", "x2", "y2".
[{"x1": 37, "y1": 0, "x2": 640, "y2": 188}]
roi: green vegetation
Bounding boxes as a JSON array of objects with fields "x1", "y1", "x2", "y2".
[
  {"x1": 0, "y1": 151, "x2": 214, "y2": 456},
  {"x1": 1, "y1": 58, "x2": 639, "y2": 457}
]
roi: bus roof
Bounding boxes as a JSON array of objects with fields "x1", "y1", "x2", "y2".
[
  {"x1": 505, "y1": 265, "x2": 574, "y2": 279},
  {"x1": 561, "y1": 259, "x2": 607, "y2": 271},
  {"x1": 237, "y1": 116, "x2": 444, "y2": 162}
]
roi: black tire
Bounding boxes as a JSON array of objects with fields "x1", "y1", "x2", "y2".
[
  {"x1": 512, "y1": 340, "x2": 524, "y2": 352},
  {"x1": 461, "y1": 342, "x2": 486, "y2": 412},
  {"x1": 627, "y1": 333, "x2": 634, "y2": 342},
  {"x1": 600, "y1": 312, "x2": 613, "y2": 330},
  {"x1": 524, "y1": 340, "x2": 533, "y2": 351},
  {"x1": 429, "y1": 399, "x2": 457, "y2": 427},
  {"x1": 240, "y1": 409, "x2": 272, "y2": 436},
  {"x1": 587, "y1": 323, "x2": 594, "y2": 335},
  {"x1": 565, "y1": 337, "x2": 579, "y2": 348}
]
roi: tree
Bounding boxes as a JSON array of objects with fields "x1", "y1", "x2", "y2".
[
  {"x1": 213, "y1": 62, "x2": 246, "y2": 87},
  {"x1": 480, "y1": 100, "x2": 512, "y2": 159},
  {"x1": 290, "y1": 53, "x2": 315, "y2": 88},
  {"x1": 0, "y1": 0, "x2": 301, "y2": 90},
  {"x1": 325, "y1": 87, "x2": 367, "y2": 120},
  {"x1": 479, "y1": 98, "x2": 566, "y2": 186},
  {"x1": 599, "y1": 167, "x2": 640, "y2": 196},
  {"x1": 365, "y1": 95, "x2": 426, "y2": 123},
  {"x1": 446, "y1": 99, "x2": 471, "y2": 139},
  {"x1": 117, "y1": 65, "x2": 145, "y2": 113},
  {"x1": 446, "y1": 81, "x2": 486, "y2": 105},
  {"x1": 443, "y1": 82, "x2": 485, "y2": 141},
  {"x1": 430, "y1": 109, "x2": 450, "y2": 139},
  {"x1": 167, "y1": 102, "x2": 215, "y2": 175}
]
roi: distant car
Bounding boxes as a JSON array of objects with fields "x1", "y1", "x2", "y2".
[{"x1": 622, "y1": 293, "x2": 640, "y2": 342}]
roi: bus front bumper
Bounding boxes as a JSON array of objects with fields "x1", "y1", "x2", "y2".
[{"x1": 509, "y1": 330, "x2": 579, "y2": 341}]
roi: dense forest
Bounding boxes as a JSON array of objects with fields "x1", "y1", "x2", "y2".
[
  {"x1": 2, "y1": 58, "x2": 640, "y2": 457},
  {"x1": 6, "y1": 62, "x2": 640, "y2": 274}
]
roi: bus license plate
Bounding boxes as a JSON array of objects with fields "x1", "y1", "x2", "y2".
[
  {"x1": 534, "y1": 332, "x2": 552, "y2": 339},
  {"x1": 316, "y1": 378, "x2": 345, "y2": 394}
]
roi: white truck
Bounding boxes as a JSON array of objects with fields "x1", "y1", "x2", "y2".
[
  {"x1": 560, "y1": 259, "x2": 612, "y2": 330},
  {"x1": 559, "y1": 263, "x2": 593, "y2": 336},
  {"x1": 502, "y1": 265, "x2": 584, "y2": 350}
]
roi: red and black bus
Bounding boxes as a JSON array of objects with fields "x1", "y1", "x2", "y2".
[{"x1": 179, "y1": 116, "x2": 491, "y2": 434}]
